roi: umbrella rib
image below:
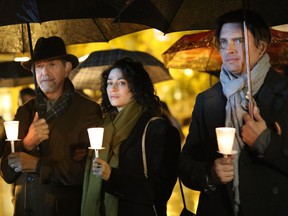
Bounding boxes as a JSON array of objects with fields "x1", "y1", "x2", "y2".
[
  {"x1": 163, "y1": 0, "x2": 185, "y2": 33},
  {"x1": 21, "y1": 23, "x2": 25, "y2": 53},
  {"x1": 92, "y1": 18, "x2": 109, "y2": 42},
  {"x1": 205, "y1": 45, "x2": 214, "y2": 72}
]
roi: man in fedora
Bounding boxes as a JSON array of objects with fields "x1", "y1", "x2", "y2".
[{"x1": 0, "y1": 36, "x2": 102, "y2": 216}]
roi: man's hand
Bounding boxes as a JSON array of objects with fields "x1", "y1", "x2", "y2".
[
  {"x1": 23, "y1": 112, "x2": 49, "y2": 151},
  {"x1": 211, "y1": 156, "x2": 234, "y2": 184},
  {"x1": 241, "y1": 107, "x2": 267, "y2": 147},
  {"x1": 8, "y1": 152, "x2": 39, "y2": 172}
]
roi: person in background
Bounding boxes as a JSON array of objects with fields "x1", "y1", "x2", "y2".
[
  {"x1": 81, "y1": 58, "x2": 181, "y2": 216},
  {"x1": 179, "y1": 9, "x2": 288, "y2": 216},
  {"x1": 19, "y1": 87, "x2": 36, "y2": 105},
  {"x1": 0, "y1": 36, "x2": 102, "y2": 216}
]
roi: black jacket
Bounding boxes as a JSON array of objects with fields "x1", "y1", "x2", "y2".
[
  {"x1": 105, "y1": 114, "x2": 181, "y2": 216},
  {"x1": 179, "y1": 69, "x2": 288, "y2": 216}
]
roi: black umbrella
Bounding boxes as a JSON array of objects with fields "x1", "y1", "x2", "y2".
[
  {"x1": 117, "y1": 0, "x2": 288, "y2": 33},
  {"x1": 0, "y1": 0, "x2": 150, "y2": 53},
  {"x1": 0, "y1": 61, "x2": 33, "y2": 87},
  {"x1": 0, "y1": 0, "x2": 150, "y2": 117},
  {"x1": 0, "y1": 18, "x2": 149, "y2": 54},
  {"x1": 0, "y1": 0, "x2": 131, "y2": 25},
  {"x1": 70, "y1": 49, "x2": 172, "y2": 90}
]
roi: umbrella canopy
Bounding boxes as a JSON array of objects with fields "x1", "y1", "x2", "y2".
[
  {"x1": 0, "y1": 19, "x2": 149, "y2": 54},
  {"x1": 268, "y1": 29, "x2": 288, "y2": 71},
  {"x1": 0, "y1": 0, "x2": 150, "y2": 117},
  {"x1": 0, "y1": 0, "x2": 150, "y2": 54},
  {"x1": 0, "y1": 61, "x2": 33, "y2": 87},
  {"x1": 117, "y1": 0, "x2": 288, "y2": 33},
  {"x1": 0, "y1": 0, "x2": 121, "y2": 25},
  {"x1": 162, "y1": 29, "x2": 288, "y2": 72},
  {"x1": 162, "y1": 30, "x2": 221, "y2": 72},
  {"x1": 70, "y1": 49, "x2": 172, "y2": 90}
]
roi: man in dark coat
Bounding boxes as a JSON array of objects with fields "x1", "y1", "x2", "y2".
[
  {"x1": 179, "y1": 10, "x2": 288, "y2": 216},
  {"x1": 0, "y1": 36, "x2": 102, "y2": 216}
]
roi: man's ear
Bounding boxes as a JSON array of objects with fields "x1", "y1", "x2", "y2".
[
  {"x1": 65, "y1": 61, "x2": 73, "y2": 77},
  {"x1": 258, "y1": 41, "x2": 268, "y2": 56}
]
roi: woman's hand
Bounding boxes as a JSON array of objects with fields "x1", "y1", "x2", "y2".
[{"x1": 92, "y1": 158, "x2": 111, "y2": 181}]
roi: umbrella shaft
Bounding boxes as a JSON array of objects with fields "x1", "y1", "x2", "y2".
[{"x1": 243, "y1": 21, "x2": 254, "y2": 118}]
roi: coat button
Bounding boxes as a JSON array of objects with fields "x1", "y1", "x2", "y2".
[
  {"x1": 272, "y1": 187, "x2": 279, "y2": 194},
  {"x1": 27, "y1": 176, "x2": 34, "y2": 182}
]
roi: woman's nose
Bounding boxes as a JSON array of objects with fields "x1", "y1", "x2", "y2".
[{"x1": 110, "y1": 83, "x2": 118, "y2": 91}]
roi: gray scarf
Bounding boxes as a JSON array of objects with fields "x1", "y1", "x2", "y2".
[{"x1": 220, "y1": 53, "x2": 270, "y2": 215}]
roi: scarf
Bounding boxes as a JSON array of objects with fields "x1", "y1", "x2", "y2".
[
  {"x1": 36, "y1": 78, "x2": 75, "y2": 123},
  {"x1": 37, "y1": 78, "x2": 75, "y2": 155},
  {"x1": 220, "y1": 54, "x2": 270, "y2": 215},
  {"x1": 81, "y1": 101, "x2": 144, "y2": 216}
]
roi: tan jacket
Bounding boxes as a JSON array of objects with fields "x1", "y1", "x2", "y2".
[{"x1": 0, "y1": 92, "x2": 102, "y2": 216}]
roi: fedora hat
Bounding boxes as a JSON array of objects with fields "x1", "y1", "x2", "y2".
[{"x1": 22, "y1": 36, "x2": 79, "y2": 70}]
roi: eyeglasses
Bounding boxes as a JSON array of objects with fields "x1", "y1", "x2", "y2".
[{"x1": 218, "y1": 38, "x2": 245, "y2": 50}]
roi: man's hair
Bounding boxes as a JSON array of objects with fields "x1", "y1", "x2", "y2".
[{"x1": 215, "y1": 9, "x2": 271, "y2": 48}]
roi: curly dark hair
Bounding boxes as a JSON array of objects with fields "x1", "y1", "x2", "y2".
[
  {"x1": 215, "y1": 9, "x2": 271, "y2": 48},
  {"x1": 100, "y1": 58, "x2": 161, "y2": 116}
]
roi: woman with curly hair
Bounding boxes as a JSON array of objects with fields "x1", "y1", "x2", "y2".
[{"x1": 81, "y1": 58, "x2": 181, "y2": 216}]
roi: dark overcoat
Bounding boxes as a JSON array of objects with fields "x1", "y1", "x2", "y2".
[
  {"x1": 104, "y1": 114, "x2": 181, "y2": 216},
  {"x1": 0, "y1": 92, "x2": 102, "y2": 216},
  {"x1": 179, "y1": 69, "x2": 288, "y2": 216}
]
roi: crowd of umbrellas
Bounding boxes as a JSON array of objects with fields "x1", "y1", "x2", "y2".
[{"x1": 0, "y1": 0, "x2": 288, "y2": 96}]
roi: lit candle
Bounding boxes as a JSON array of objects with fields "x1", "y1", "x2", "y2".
[
  {"x1": 215, "y1": 127, "x2": 235, "y2": 157},
  {"x1": 4, "y1": 121, "x2": 19, "y2": 153},
  {"x1": 87, "y1": 127, "x2": 104, "y2": 158}
]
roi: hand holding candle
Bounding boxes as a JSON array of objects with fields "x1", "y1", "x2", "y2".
[{"x1": 87, "y1": 127, "x2": 104, "y2": 158}]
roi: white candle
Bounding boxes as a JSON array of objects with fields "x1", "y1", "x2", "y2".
[
  {"x1": 4, "y1": 121, "x2": 19, "y2": 141},
  {"x1": 87, "y1": 127, "x2": 104, "y2": 158},
  {"x1": 4, "y1": 121, "x2": 19, "y2": 153},
  {"x1": 215, "y1": 127, "x2": 235, "y2": 156}
]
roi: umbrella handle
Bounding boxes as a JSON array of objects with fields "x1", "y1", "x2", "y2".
[
  {"x1": 248, "y1": 98, "x2": 254, "y2": 119},
  {"x1": 27, "y1": 23, "x2": 46, "y2": 118},
  {"x1": 243, "y1": 20, "x2": 254, "y2": 119}
]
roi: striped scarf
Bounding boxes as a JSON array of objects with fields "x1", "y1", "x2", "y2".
[
  {"x1": 37, "y1": 78, "x2": 75, "y2": 123},
  {"x1": 36, "y1": 78, "x2": 75, "y2": 156}
]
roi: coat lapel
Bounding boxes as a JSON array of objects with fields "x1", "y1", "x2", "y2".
[
  {"x1": 203, "y1": 82, "x2": 227, "y2": 136},
  {"x1": 257, "y1": 70, "x2": 288, "y2": 130},
  {"x1": 203, "y1": 82, "x2": 235, "y2": 208}
]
